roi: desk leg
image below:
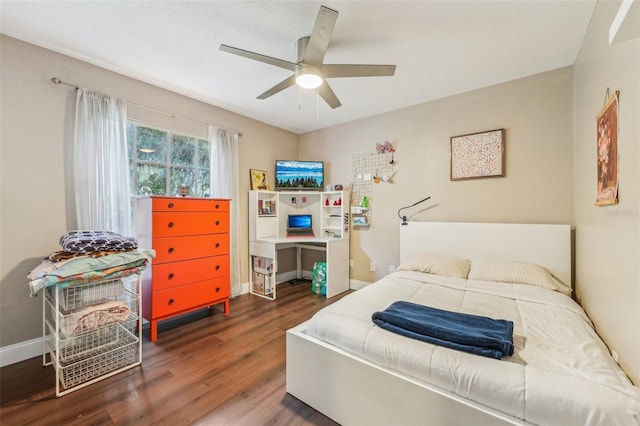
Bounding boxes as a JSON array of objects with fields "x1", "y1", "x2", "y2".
[{"x1": 296, "y1": 246, "x2": 302, "y2": 279}]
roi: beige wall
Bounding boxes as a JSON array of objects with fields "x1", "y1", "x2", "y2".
[
  {"x1": 0, "y1": 35, "x2": 298, "y2": 347},
  {"x1": 573, "y1": 1, "x2": 639, "y2": 384},
  {"x1": 300, "y1": 67, "x2": 574, "y2": 283}
]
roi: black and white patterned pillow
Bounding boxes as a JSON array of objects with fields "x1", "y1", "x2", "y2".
[{"x1": 60, "y1": 230, "x2": 138, "y2": 254}]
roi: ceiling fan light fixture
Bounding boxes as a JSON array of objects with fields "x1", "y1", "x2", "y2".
[
  {"x1": 295, "y1": 66, "x2": 323, "y2": 89},
  {"x1": 220, "y1": 6, "x2": 394, "y2": 109}
]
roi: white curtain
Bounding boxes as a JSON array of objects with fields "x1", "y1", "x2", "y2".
[
  {"x1": 73, "y1": 89, "x2": 131, "y2": 236},
  {"x1": 209, "y1": 126, "x2": 241, "y2": 297}
]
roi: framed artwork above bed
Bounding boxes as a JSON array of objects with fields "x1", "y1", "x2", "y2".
[{"x1": 450, "y1": 128, "x2": 505, "y2": 180}]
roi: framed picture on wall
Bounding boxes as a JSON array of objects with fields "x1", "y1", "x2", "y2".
[
  {"x1": 450, "y1": 129, "x2": 505, "y2": 180},
  {"x1": 250, "y1": 169, "x2": 269, "y2": 190},
  {"x1": 595, "y1": 91, "x2": 619, "y2": 206}
]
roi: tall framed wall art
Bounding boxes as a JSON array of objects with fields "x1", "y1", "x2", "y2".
[{"x1": 595, "y1": 91, "x2": 619, "y2": 206}]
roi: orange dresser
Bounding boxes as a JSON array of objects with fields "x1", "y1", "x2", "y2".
[{"x1": 136, "y1": 196, "x2": 230, "y2": 341}]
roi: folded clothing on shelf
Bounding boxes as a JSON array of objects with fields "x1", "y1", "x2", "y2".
[
  {"x1": 60, "y1": 299, "x2": 130, "y2": 336},
  {"x1": 60, "y1": 230, "x2": 138, "y2": 254},
  {"x1": 47, "y1": 250, "x2": 122, "y2": 262},
  {"x1": 27, "y1": 249, "x2": 155, "y2": 297}
]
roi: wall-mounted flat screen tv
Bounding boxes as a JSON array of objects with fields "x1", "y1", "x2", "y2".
[{"x1": 275, "y1": 160, "x2": 324, "y2": 191}]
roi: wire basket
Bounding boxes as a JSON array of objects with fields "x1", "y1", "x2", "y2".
[
  {"x1": 59, "y1": 340, "x2": 138, "y2": 389},
  {"x1": 49, "y1": 321, "x2": 137, "y2": 363},
  {"x1": 45, "y1": 288, "x2": 139, "y2": 338},
  {"x1": 47, "y1": 323, "x2": 139, "y2": 389},
  {"x1": 47, "y1": 278, "x2": 127, "y2": 311}
]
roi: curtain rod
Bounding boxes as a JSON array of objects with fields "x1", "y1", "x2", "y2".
[{"x1": 51, "y1": 77, "x2": 243, "y2": 137}]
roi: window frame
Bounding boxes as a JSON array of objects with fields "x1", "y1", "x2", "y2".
[{"x1": 127, "y1": 121, "x2": 210, "y2": 197}]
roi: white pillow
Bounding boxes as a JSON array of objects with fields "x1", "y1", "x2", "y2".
[
  {"x1": 468, "y1": 258, "x2": 571, "y2": 295},
  {"x1": 397, "y1": 253, "x2": 471, "y2": 279}
]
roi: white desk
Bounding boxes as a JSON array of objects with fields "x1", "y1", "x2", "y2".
[
  {"x1": 249, "y1": 237, "x2": 349, "y2": 299},
  {"x1": 248, "y1": 190, "x2": 351, "y2": 300}
]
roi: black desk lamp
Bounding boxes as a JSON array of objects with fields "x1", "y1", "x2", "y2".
[{"x1": 397, "y1": 196, "x2": 431, "y2": 225}]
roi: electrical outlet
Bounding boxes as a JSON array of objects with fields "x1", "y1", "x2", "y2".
[
  {"x1": 349, "y1": 259, "x2": 354, "y2": 268},
  {"x1": 369, "y1": 262, "x2": 376, "y2": 272},
  {"x1": 611, "y1": 350, "x2": 619, "y2": 364},
  {"x1": 389, "y1": 265, "x2": 396, "y2": 274}
]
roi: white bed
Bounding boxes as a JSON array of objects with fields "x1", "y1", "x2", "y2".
[{"x1": 286, "y1": 222, "x2": 640, "y2": 425}]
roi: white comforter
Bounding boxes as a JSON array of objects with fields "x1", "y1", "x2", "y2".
[{"x1": 306, "y1": 271, "x2": 640, "y2": 425}]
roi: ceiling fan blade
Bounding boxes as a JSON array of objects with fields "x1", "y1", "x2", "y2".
[
  {"x1": 304, "y1": 6, "x2": 338, "y2": 66},
  {"x1": 220, "y1": 44, "x2": 297, "y2": 72},
  {"x1": 257, "y1": 75, "x2": 297, "y2": 100},
  {"x1": 322, "y1": 64, "x2": 396, "y2": 78},
  {"x1": 317, "y1": 81, "x2": 342, "y2": 109}
]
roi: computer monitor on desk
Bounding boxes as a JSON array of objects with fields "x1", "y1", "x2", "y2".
[{"x1": 286, "y1": 214, "x2": 315, "y2": 237}]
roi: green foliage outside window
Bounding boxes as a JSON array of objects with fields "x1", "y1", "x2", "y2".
[{"x1": 127, "y1": 122, "x2": 210, "y2": 197}]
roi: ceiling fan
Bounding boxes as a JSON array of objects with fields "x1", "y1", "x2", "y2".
[{"x1": 219, "y1": 5, "x2": 396, "y2": 109}]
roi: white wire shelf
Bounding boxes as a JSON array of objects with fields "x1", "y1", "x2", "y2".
[{"x1": 43, "y1": 273, "x2": 142, "y2": 397}]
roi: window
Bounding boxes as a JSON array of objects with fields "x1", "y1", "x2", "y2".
[{"x1": 127, "y1": 122, "x2": 210, "y2": 197}]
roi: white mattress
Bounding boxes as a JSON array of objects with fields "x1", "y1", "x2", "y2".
[{"x1": 306, "y1": 271, "x2": 640, "y2": 425}]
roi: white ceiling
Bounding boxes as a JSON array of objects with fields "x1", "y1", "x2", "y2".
[{"x1": 1, "y1": 1, "x2": 596, "y2": 134}]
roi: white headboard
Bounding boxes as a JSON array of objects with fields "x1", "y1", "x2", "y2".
[{"x1": 399, "y1": 222, "x2": 572, "y2": 287}]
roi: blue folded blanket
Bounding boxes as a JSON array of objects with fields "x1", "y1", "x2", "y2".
[{"x1": 372, "y1": 301, "x2": 514, "y2": 359}]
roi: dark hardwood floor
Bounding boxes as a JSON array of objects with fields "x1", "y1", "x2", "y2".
[{"x1": 0, "y1": 282, "x2": 351, "y2": 425}]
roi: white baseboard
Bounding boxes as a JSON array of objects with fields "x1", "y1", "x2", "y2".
[
  {"x1": 1, "y1": 336, "x2": 44, "y2": 367},
  {"x1": 276, "y1": 271, "x2": 297, "y2": 284},
  {"x1": 276, "y1": 269, "x2": 314, "y2": 284},
  {"x1": 349, "y1": 279, "x2": 371, "y2": 290},
  {"x1": 277, "y1": 276, "x2": 370, "y2": 291}
]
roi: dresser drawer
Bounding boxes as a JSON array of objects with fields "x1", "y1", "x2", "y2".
[
  {"x1": 152, "y1": 197, "x2": 229, "y2": 212},
  {"x1": 152, "y1": 277, "x2": 230, "y2": 319},
  {"x1": 152, "y1": 255, "x2": 230, "y2": 291},
  {"x1": 152, "y1": 211, "x2": 229, "y2": 237},
  {"x1": 153, "y1": 234, "x2": 229, "y2": 264}
]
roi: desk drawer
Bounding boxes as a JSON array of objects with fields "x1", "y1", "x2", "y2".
[
  {"x1": 152, "y1": 256, "x2": 229, "y2": 291},
  {"x1": 152, "y1": 197, "x2": 229, "y2": 212},
  {"x1": 153, "y1": 234, "x2": 229, "y2": 264},
  {"x1": 152, "y1": 211, "x2": 229, "y2": 237},
  {"x1": 152, "y1": 277, "x2": 229, "y2": 318}
]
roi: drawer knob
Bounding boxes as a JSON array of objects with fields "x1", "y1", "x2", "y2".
[
  {"x1": 168, "y1": 247, "x2": 174, "y2": 254},
  {"x1": 215, "y1": 287, "x2": 220, "y2": 293},
  {"x1": 215, "y1": 220, "x2": 220, "y2": 226},
  {"x1": 168, "y1": 222, "x2": 174, "y2": 228},
  {"x1": 215, "y1": 204, "x2": 220, "y2": 209},
  {"x1": 215, "y1": 242, "x2": 220, "y2": 248},
  {"x1": 215, "y1": 265, "x2": 220, "y2": 271},
  {"x1": 168, "y1": 273, "x2": 174, "y2": 280},
  {"x1": 168, "y1": 203, "x2": 174, "y2": 208},
  {"x1": 168, "y1": 298, "x2": 175, "y2": 305}
]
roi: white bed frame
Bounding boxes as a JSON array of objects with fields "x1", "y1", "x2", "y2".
[{"x1": 286, "y1": 222, "x2": 571, "y2": 425}]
